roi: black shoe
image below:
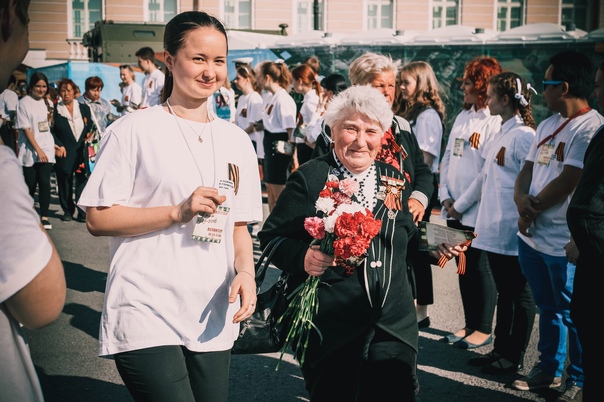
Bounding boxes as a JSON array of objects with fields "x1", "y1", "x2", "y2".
[
  {"x1": 75, "y1": 213, "x2": 87, "y2": 222},
  {"x1": 469, "y1": 350, "x2": 502, "y2": 367},
  {"x1": 61, "y1": 214, "x2": 73, "y2": 222},
  {"x1": 42, "y1": 219, "x2": 52, "y2": 230},
  {"x1": 418, "y1": 317, "x2": 431, "y2": 329},
  {"x1": 481, "y1": 357, "x2": 519, "y2": 375}
]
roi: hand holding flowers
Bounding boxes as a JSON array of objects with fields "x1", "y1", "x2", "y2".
[{"x1": 277, "y1": 175, "x2": 382, "y2": 368}]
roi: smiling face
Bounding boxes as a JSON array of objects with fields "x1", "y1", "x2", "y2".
[
  {"x1": 332, "y1": 110, "x2": 383, "y2": 173},
  {"x1": 370, "y1": 71, "x2": 396, "y2": 106},
  {"x1": 399, "y1": 71, "x2": 417, "y2": 101},
  {"x1": 460, "y1": 76, "x2": 478, "y2": 105},
  {"x1": 120, "y1": 68, "x2": 134, "y2": 85},
  {"x1": 30, "y1": 79, "x2": 47, "y2": 100},
  {"x1": 164, "y1": 26, "x2": 227, "y2": 102}
]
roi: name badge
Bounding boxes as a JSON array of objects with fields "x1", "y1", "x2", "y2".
[
  {"x1": 38, "y1": 121, "x2": 49, "y2": 132},
  {"x1": 453, "y1": 138, "x2": 464, "y2": 157},
  {"x1": 191, "y1": 205, "x2": 230, "y2": 243},
  {"x1": 536, "y1": 143, "x2": 555, "y2": 166}
]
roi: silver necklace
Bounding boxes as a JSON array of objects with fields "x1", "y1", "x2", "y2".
[{"x1": 166, "y1": 98, "x2": 210, "y2": 143}]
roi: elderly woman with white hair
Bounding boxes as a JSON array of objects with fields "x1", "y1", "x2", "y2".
[{"x1": 258, "y1": 85, "x2": 459, "y2": 402}]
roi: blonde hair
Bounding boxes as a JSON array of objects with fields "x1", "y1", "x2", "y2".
[
  {"x1": 398, "y1": 61, "x2": 446, "y2": 124},
  {"x1": 348, "y1": 52, "x2": 401, "y2": 86}
]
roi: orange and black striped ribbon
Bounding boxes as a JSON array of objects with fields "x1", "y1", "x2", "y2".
[
  {"x1": 436, "y1": 238, "x2": 475, "y2": 275},
  {"x1": 267, "y1": 104, "x2": 274, "y2": 115},
  {"x1": 228, "y1": 163, "x2": 240, "y2": 195},
  {"x1": 495, "y1": 147, "x2": 506, "y2": 166},
  {"x1": 469, "y1": 132, "x2": 480, "y2": 149},
  {"x1": 554, "y1": 142, "x2": 565, "y2": 162}
]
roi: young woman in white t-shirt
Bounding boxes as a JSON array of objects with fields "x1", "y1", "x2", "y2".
[
  {"x1": 15, "y1": 72, "x2": 55, "y2": 230},
  {"x1": 439, "y1": 56, "x2": 502, "y2": 349},
  {"x1": 233, "y1": 64, "x2": 264, "y2": 171},
  {"x1": 112, "y1": 65, "x2": 142, "y2": 116},
  {"x1": 398, "y1": 60, "x2": 446, "y2": 329},
  {"x1": 79, "y1": 11, "x2": 262, "y2": 401},
  {"x1": 254, "y1": 60, "x2": 296, "y2": 211},
  {"x1": 291, "y1": 63, "x2": 321, "y2": 168},
  {"x1": 461, "y1": 72, "x2": 537, "y2": 374}
]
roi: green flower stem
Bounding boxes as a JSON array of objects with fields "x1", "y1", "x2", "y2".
[{"x1": 276, "y1": 275, "x2": 322, "y2": 370}]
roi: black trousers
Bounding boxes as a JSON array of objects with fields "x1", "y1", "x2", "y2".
[
  {"x1": 55, "y1": 168, "x2": 87, "y2": 216},
  {"x1": 22, "y1": 162, "x2": 53, "y2": 217},
  {"x1": 301, "y1": 328, "x2": 417, "y2": 402},
  {"x1": 487, "y1": 252, "x2": 536, "y2": 365},
  {"x1": 114, "y1": 345, "x2": 231, "y2": 402},
  {"x1": 446, "y1": 220, "x2": 496, "y2": 334},
  {"x1": 571, "y1": 256, "x2": 598, "y2": 402},
  {"x1": 409, "y1": 174, "x2": 440, "y2": 305}
]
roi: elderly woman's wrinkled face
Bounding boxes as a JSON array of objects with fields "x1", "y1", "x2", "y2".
[
  {"x1": 370, "y1": 71, "x2": 396, "y2": 106},
  {"x1": 333, "y1": 111, "x2": 383, "y2": 174}
]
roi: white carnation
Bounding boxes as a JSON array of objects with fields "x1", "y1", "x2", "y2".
[
  {"x1": 324, "y1": 214, "x2": 337, "y2": 233},
  {"x1": 315, "y1": 197, "x2": 335, "y2": 214}
]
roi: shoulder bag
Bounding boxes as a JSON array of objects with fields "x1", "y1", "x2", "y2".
[{"x1": 231, "y1": 236, "x2": 291, "y2": 354}]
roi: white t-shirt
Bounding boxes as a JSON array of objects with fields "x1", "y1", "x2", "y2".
[
  {"x1": 261, "y1": 87, "x2": 296, "y2": 134},
  {"x1": 0, "y1": 88, "x2": 18, "y2": 121},
  {"x1": 235, "y1": 91, "x2": 264, "y2": 158},
  {"x1": 78, "y1": 105, "x2": 263, "y2": 356},
  {"x1": 15, "y1": 95, "x2": 56, "y2": 166},
  {"x1": 518, "y1": 109, "x2": 604, "y2": 256},
  {"x1": 439, "y1": 106, "x2": 502, "y2": 227},
  {"x1": 0, "y1": 146, "x2": 51, "y2": 402},
  {"x1": 293, "y1": 90, "x2": 320, "y2": 144},
  {"x1": 455, "y1": 115, "x2": 535, "y2": 255},
  {"x1": 140, "y1": 69, "x2": 165, "y2": 108},
  {"x1": 121, "y1": 82, "x2": 143, "y2": 115},
  {"x1": 411, "y1": 107, "x2": 443, "y2": 173}
]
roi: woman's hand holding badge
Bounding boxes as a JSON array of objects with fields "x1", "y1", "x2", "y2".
[{"x1": 174, "y1": 186, "x2": 226, "y2": 223}]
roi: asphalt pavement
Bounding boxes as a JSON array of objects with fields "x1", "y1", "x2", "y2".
[{"x1": 24, "y1": 191, "x2": 565, "y2": 402}]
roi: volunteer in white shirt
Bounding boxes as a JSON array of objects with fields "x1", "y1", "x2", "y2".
[
  {"x1": 438, "y1": 56, "x2": 503, "y2": 350},
  {"x1": 136, "y1": 46, "x2": 165, "y2": 108},
  {"x1": 512, "y1": 50, "x2": 604, "y2": 398},
  {"x1": 78, "y1": 12, "x2": 262, "y2": 402},
  {"x1": 291, "y1": 63, "x2": 321, "y2": 168},
  {"x1": 456, "y1": 72, "x2": 537, "y2": 376},
  {"x1": 254, "y1": 59, "x2": 297, "y2": 212}
]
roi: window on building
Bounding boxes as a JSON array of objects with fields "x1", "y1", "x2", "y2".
[
  {"x1": 497, "y1": 0, "x2": 523, "y2": 31},
  {"x1": 72, "y1": 0, "x2": 102, "y2": 38},
  {"x1": 224, "y1": 0, "x2": 252, "y2": 29},
  {"x1": 432, "y1": 0, "x2": 458, "y2": 29},
  {"x1": 367, "y1": 0, "x2": 393, "y2": 29},
  {"x1": 295, "y1": 0, "x2": 324, "y2": 32},
  {"x1": 561, "y1": 0, "x2": 588, "y2": 31},
  {"x1": 145, "y1": 0, "x2": 177, "y2": 23}
]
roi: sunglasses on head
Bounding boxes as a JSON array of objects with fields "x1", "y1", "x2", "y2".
[{"x1": 542, "y1": 80, "x2": 564, "y2": 91}]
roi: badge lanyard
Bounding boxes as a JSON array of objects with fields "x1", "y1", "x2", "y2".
[{"x1": 537, "y1": 107, "x2": 591, "y2": 148}]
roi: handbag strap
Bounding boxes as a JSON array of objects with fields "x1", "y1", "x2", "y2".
[{"x1": 254, "y1": 236, "x2": 287, "y2": 290}]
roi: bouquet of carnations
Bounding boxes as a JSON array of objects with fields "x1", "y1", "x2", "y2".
[{"x1": 277, "y1": 174, "x2": 382, "y2": 368}]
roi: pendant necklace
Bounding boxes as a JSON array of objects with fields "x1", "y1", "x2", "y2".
[{"x1": 166, "y1": 98, "x2": 210, "y2": 143}]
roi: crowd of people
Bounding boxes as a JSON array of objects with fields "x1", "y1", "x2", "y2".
[{"x1": 2, "y1": 4, "x2": 602, "y2": 402}]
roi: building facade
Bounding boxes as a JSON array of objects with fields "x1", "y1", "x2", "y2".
[{"x1": 29, "y1": 0, "x2": 603, "y2": 62}]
